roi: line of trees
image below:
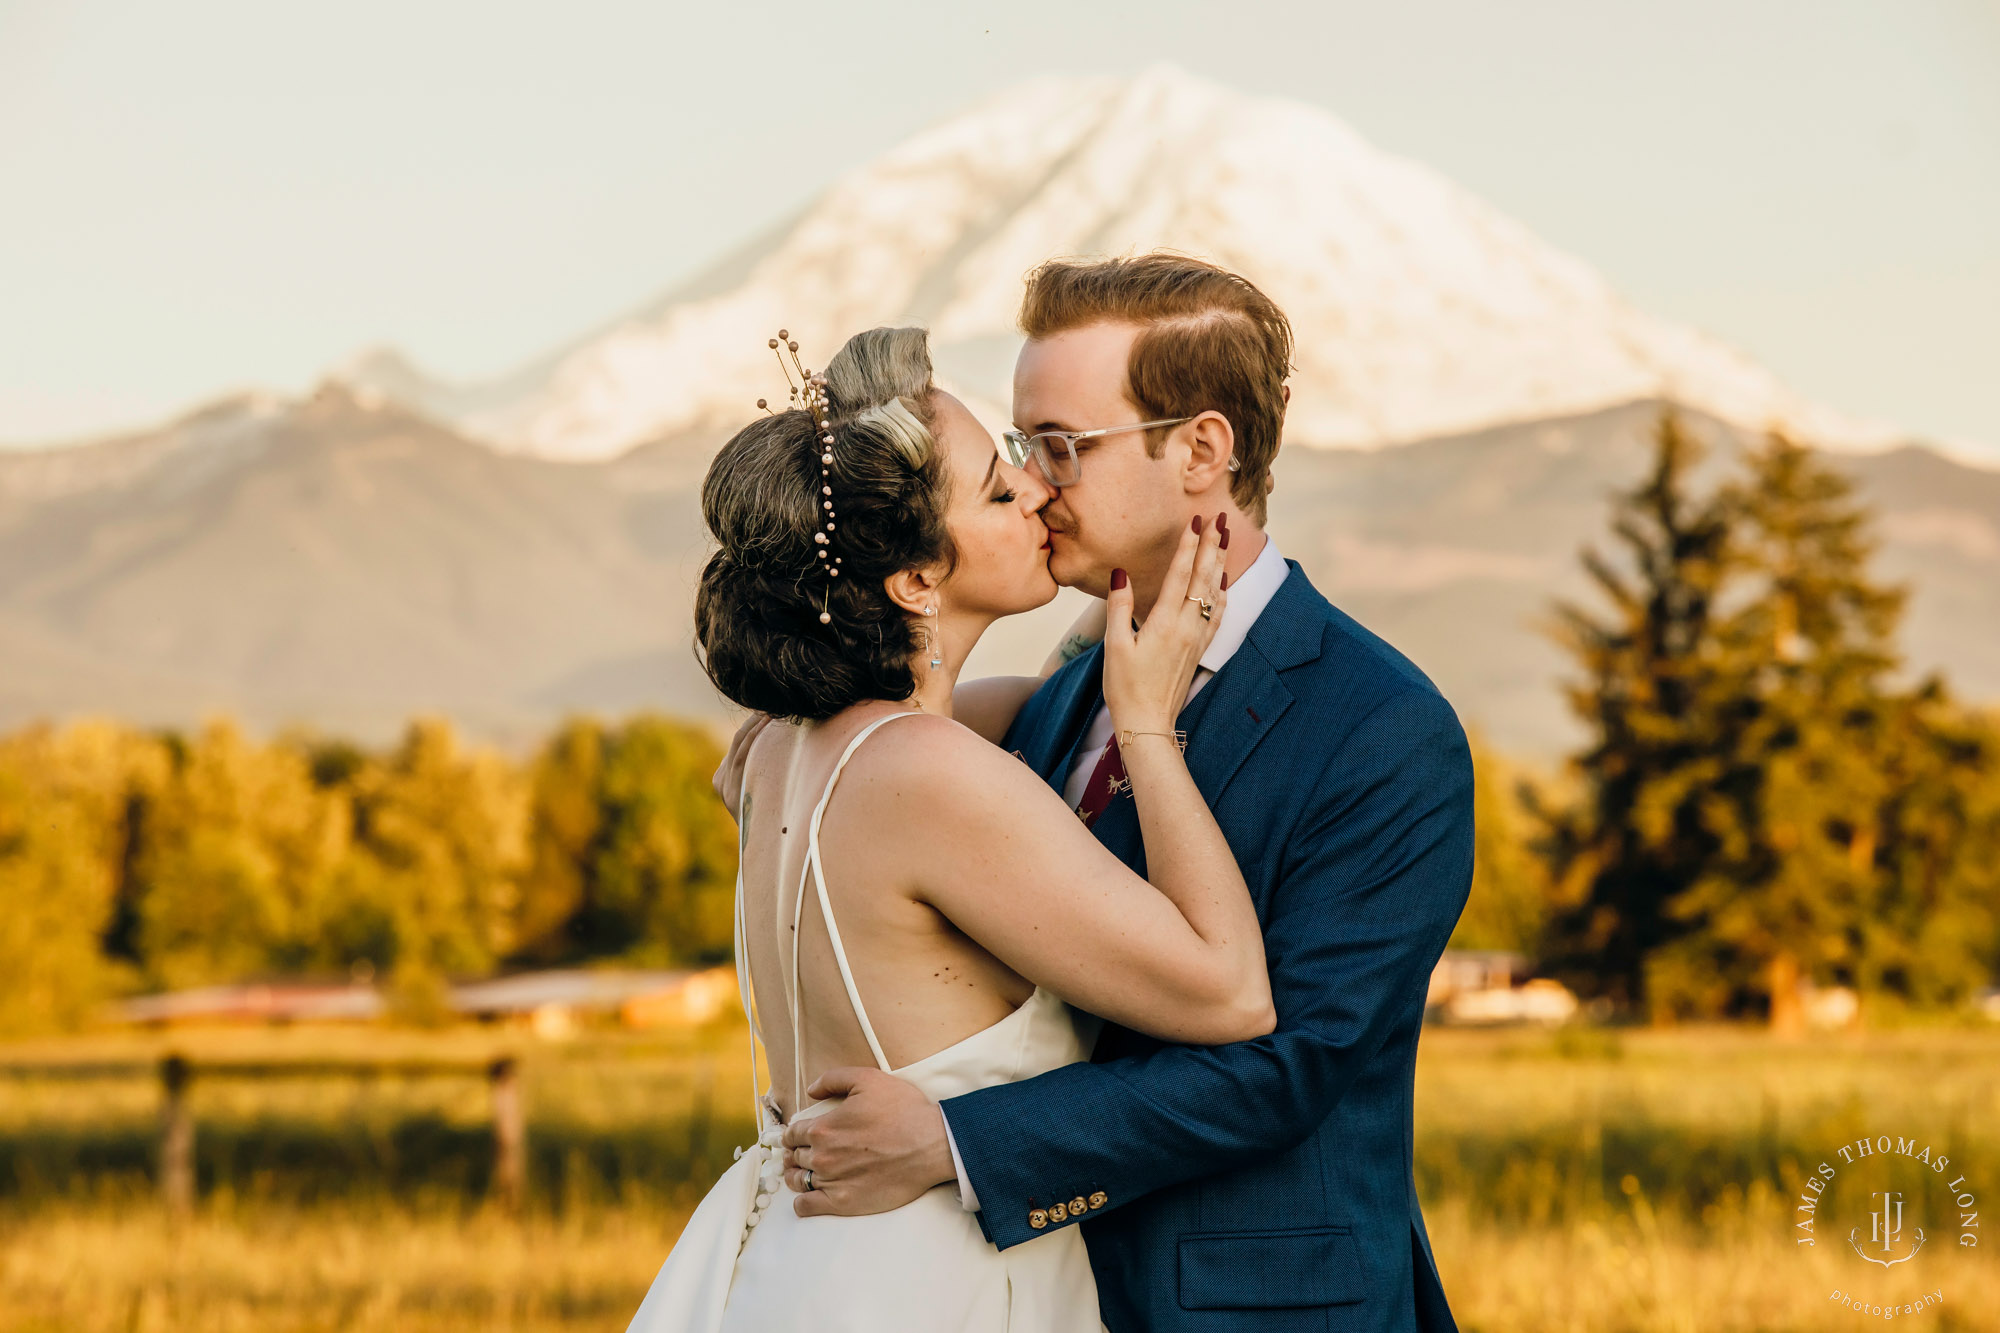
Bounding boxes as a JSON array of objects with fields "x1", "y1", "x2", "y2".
[
  {"x1": 4, "y1": 413, "x2": 1995, "y2": 1035},
  {"x1": 1452, "y1": 415, "x2": 2000, "y2": 1028},
  {"x1": 0, "y1": 714, "x2": 736, "y2": 1033}
]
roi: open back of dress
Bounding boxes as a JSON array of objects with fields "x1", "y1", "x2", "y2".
[{"x1": 629, "y1": 710, "x2": 1106, "y2": 1333}]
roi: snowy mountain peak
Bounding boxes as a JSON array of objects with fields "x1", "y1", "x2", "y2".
[{"x1": 352, "y1": 67, "x2": 1901, "y2": 463}]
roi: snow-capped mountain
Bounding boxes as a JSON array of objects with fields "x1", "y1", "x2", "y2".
[
  {"x1": 11, "y1": 66, "x2": 1994, "y2": 752},
  {"x1": 345, "y1": 65, "x2": 1899, "y2": 462}
]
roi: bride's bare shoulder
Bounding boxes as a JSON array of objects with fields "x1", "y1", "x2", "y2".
[{"x1": 836, "y1": 711, "x2": 1040, "y2": 807}]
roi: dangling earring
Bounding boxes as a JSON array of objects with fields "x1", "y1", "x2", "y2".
[{"x1": 925, "y1": 603, "x2": 942, "y2": 669}]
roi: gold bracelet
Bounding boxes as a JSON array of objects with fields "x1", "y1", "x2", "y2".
[{"x1": 1117, "y1": 728, "x2": 1188, "y2": 753}]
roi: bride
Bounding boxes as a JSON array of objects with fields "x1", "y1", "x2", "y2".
[{"x1": 629, "y1": 326, "x2": 1269, "y2": 1332}]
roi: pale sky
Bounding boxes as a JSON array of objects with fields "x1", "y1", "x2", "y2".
[{"x1": 2, "y1": 0, "x2": 1995, "y2": 454}]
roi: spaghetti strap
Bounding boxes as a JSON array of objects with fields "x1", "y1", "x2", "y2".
[
  {"x1": 729, "y1": 766, "x2": 774, "y2": 1124},
  {"x1": 789, "y1": 710, "x2": 921, "y2": 1106}
]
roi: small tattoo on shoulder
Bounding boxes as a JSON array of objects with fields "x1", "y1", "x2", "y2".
[{"x1": 1057, "y1": 634, "x2": 1095, "y2": 664}]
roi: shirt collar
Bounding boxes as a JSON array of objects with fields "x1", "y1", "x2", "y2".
[{"x1": 1196, "y1": 532, "x2": 1288, "y2": 675}]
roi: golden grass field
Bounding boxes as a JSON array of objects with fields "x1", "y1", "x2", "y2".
[{"x1": 2, "y1": 1019, "x2": 1995, "y2": 1332}]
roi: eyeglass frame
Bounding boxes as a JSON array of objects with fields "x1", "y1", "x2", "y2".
[{"x1": 1001, "y1": 416, "x2": 1238, "y2": 488}]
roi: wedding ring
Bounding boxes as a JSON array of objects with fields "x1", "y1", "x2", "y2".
[
  {"x1": 1186, "y1": 595, "x2": 1214, "y2": 621},
  {"x1": 802, "y1": 1168, "x2": 815, "y2": 1191}
]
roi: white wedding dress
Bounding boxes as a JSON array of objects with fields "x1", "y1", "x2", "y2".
[{"x1": 628, "y1": 712, "x2": 1106, "y2": 1333}]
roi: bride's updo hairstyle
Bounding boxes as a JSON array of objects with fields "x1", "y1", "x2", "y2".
[{"x1": 695, "y1": 327, "x2": 956, "y2": 722}]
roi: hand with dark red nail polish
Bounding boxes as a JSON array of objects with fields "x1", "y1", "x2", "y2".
[
  {"x1": 1110, "y1": 568, "x2": 1128, "y2": 591},
  {"x1": 1191, "y1": 516, "x2": 1204, "y2": 535},
  {"x1": 1220, "y1": 525, "x2": 1231, "y2": 551}
]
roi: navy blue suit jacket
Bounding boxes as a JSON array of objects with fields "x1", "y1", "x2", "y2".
[{"x1": 943, "y1": 562, "x2": 1472, "y2": 1332}]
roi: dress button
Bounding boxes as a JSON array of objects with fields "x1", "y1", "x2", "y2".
[
  {"x1": 1087, "y1": 1191, "x2": 1107, "y2": 1209},
  {"x1": 1049, "y1": 1202, "x2": 1069, "y2": 1223},
  {"x1": 1068, "y1": 1196, "x2": 1087, "y2": 1215},
  {"x1": 1028, "y1": 1209, "x2": 1049, "y2": 1230}
]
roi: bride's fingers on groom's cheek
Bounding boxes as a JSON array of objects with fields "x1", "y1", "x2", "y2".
[
  {"x1": 1104, "y1": 568, "x2": 1134, "y2": 644},
  {"x1": 1195, "y1": 522, "x2": 1226, "y2": 595}
]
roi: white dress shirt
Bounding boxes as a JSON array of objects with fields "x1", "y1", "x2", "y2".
[{"x1": 943, "y1": 534, "x2": 1290, "y2": 1211}]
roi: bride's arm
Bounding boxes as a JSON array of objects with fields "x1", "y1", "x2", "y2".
[
  {"x1": 866, "y1": 525, "x2": 1270, "y2": 1044},
  {"x1": 949, "y1": 598, "x2": 1107, "y2": 745}
]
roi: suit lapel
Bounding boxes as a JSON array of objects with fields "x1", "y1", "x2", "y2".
[
  {"x1": 1181, "y1": 649, "x2": 1293, "y2": 808},
  {"x1": 1089, "y1": 654, "x2": 1294, "y2": 871},
  {"x1": 1092, "y1": 565, "x2": 1325, "y2": 867},
  {"x1": 1027, "y1": 646, "x2": 1106, "y2": 793},
  {"x1": 1184, "y1": 565, "x2": 1325, "y2": 800}
]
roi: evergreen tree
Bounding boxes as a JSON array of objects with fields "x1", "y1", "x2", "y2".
[
  {"x1": 1540, "y1": 412, "x2": 1750, "y2": 1017},
  {"x1": 1647, "y1": 435, "x2": 1906, "y2": 1030},
  {"x1": 1859, "y1": 688, "x2": 2000, "y2": 1008},
  {"x1": 1548, "y1": 421, "x2": 2000, "y2": 1025}
]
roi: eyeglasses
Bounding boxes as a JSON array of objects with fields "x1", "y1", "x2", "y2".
[{"x1": 999, "y1": 418, "x2": 1193, "y2": 487}]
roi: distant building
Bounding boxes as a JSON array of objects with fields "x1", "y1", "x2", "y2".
[
  {"x1": 1427, "y1": 950, "x2": 1524, "y2": 1008},
  {"x1": 448, "y1": 969, "x2": 688, "y2": 1038},
  {"x1": 115, "y1": 966, "x2": 741, "y2": 1034},
  {"x1": 119, "y1": 982, "x2": 384, "y2": 1025},
  {"x1": 619, "y1": 966, "x2": 738, "y2": 1029},
  {"x1": 1426, "y1": 949, "x2": 1578, "y2": 1027},
  {"x1": 1800, "y1": 983, "x2": 1861, "y2": 1031}
]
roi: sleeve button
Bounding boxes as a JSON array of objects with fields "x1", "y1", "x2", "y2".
[
  {"x1": 1028, "y1": 1209, "x2": 1049, "y2": 1230},
  {"x1": 1087, "y1": 1191, "x2": 1108, "y2": 1209},
  {"x1": 1068, "y1": 1196, "x2": 1087, "y2": 1215},
  {"x1": 1049, "y1": 1202, "x2": 1069, "y2": 1222}
]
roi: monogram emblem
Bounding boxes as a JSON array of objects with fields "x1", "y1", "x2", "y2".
[{"x1": 1849, "y1": 1191, "x2": 1925, "y2": 1267}]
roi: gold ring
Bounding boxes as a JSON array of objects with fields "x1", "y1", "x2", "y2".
[{"x1": 1186, "y1": 595, "x2": 1213, "y2": 621}]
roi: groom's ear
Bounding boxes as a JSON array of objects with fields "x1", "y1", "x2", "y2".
[
  {"x1": 881, "y1": 566, "x2": 942, "y2": 617},
  {"x1": 1181, "y1": 410, "x2": 1237, "y2": 495}
]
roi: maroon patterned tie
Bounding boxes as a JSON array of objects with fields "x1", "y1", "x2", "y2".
[{"x1": 1072, "y1": 735, "x2": 1127, "y2": 830}]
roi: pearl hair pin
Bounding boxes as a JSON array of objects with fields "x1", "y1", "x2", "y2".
[{"x1": 762, "y1": 330, "x2": 842, "y2": 622}]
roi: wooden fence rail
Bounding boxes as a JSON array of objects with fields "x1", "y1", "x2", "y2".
[{"x1": 0, "y1": 1054, "x2": 525, "y2": 1217}]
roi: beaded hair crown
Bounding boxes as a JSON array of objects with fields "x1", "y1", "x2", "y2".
[{"x1": 755, "y1": 330, "x2": 841, "y2": 623}]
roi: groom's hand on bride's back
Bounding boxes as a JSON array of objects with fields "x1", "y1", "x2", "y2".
[{"x1": 780, "y1": 1067, "x2": 956, "y2": 1218}]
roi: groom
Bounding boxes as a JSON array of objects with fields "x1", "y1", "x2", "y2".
[{"x1": 783, "y1": 254, "x2": 1472, "y2": 1332}]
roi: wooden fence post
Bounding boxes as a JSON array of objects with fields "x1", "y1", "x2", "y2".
[
  {"x1": 159, "y1": 1053, "x2": 194, "y2": 1220},
  {"x1": 489, "y1": 1056, "x2": 524, "y2": 1212}
]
